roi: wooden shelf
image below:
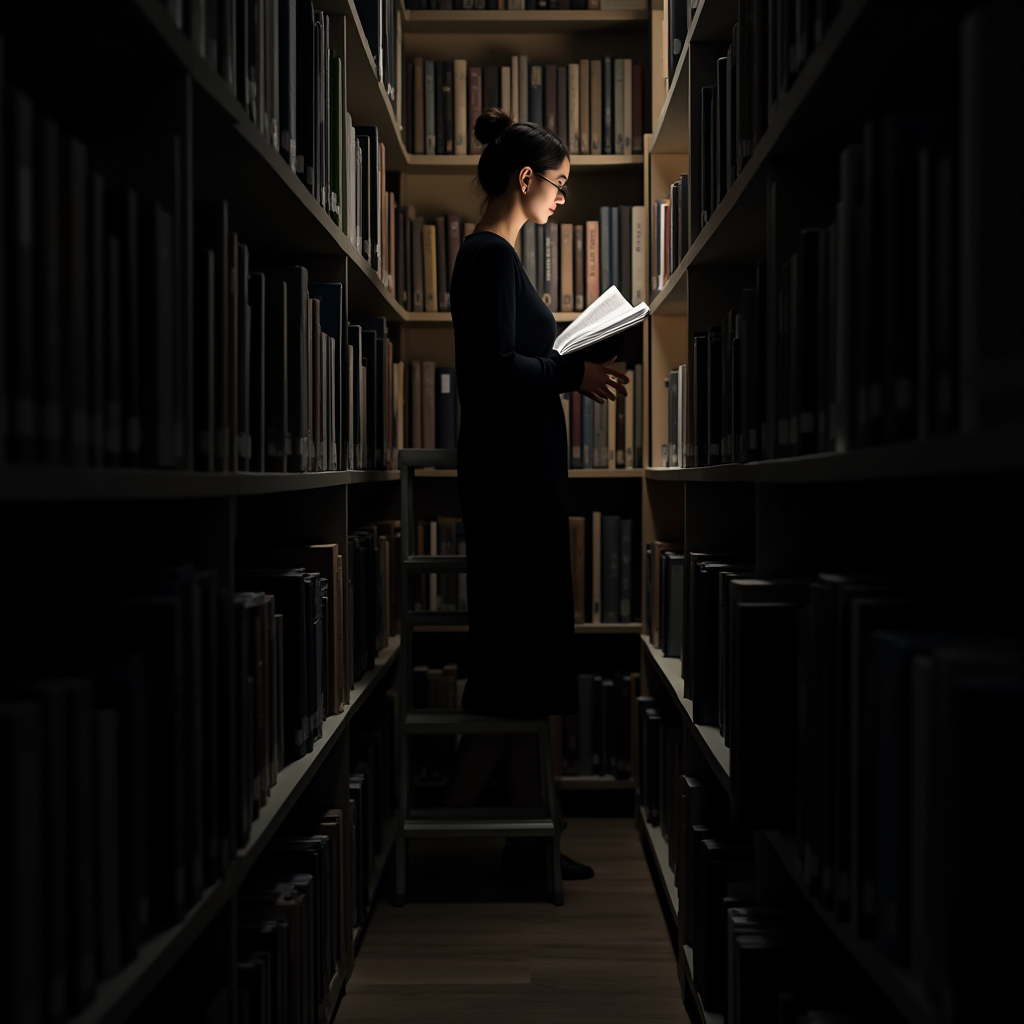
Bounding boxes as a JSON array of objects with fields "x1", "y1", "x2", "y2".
[
  {"x1": 762, "y1": 831, "x2": 938, "y2": 1024},
  {"x1": 641, "y1": 636, "x2": 730, "y2": 793},
  {"x1": 411, "y1": 622, "x2": 641, "y2": 634},
  {"x1": 557, "y1": 775, "x2": 635, "y2": 791},
  {"x1": 66, "y1": 635, "x2": 400, "y2": 1024},
  {"x1": 124, "y1": 0, "x2": 407, "y2": 323},
  {"x1": 403, "y1": 308, "x2": 584, "y2": 323},
  {"x1": 681, "y1": 944, "x2": 724, "y2": 1024},
  {"x1": 0, "y1": 466, "x2": 402, "y2": 504},
  {"x1": 643, "y1": 429, "x2": 1024, "y2": 484},
  {"x1": 353, "y1": 812, "x2": 400, "y2": 959},
  {"x1": 648, "y1": 258, "x2": 687, "y2": 316},
  {"x1": 401, "y1": 153, "x2": 643, "y2": 172},
  {"x1": 402, "y1": 9, "x2": 650, "y2": 33},
  {"x1": 638, "y1": 811, "x2": 679, "y2": 923},
  {"x1": 410, "y1": 466, "x2": 643, "y2": 477}
]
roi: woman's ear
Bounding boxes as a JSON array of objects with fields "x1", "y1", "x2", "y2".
[{"x1": 519, "y1": 167, "x2": 531, "y2": 194}]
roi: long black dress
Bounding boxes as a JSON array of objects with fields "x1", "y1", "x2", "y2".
[{"x1": 450, "y1": 230, "x2": 586, "y2": 718}]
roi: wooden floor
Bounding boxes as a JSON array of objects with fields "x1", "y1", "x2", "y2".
[{"x1": 333, "y1": 817, "x2": 688, "y2": 1023}]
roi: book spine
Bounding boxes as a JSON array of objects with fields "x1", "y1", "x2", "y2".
[
  {"x1": 454, "y1": 59, "x2": 468, "y2": 154},
  {"x1": 542, "y1": 224, "x2": 554, "y2": 306},
  {"x1": 623, "y1": 58, "x2": 633, "y2": 155},
  {"x1": 571, "y1": 391, "x2": 582, "y2": 468},
  {"x1": 579, "y1": 59, "x2": 590, "y2": 156},
  {"x1": 602, "y1": 55, "x2": 613, "y2": 154},
  {"x1": 545, "y1": 64, "x2": 557, "y2": 135},
  {"x1": 632, "y1": 205, "x2": 646, "y2": 304},
  {"x1": 613, "y1": 58, "x2": 625, "y2": 154},
  {"x1": 423, "y1": 224, "x2": 438, "y2": 312},
  {"x1": 586, "y1": 220, "x2": 600, "y2": 305},
  {"x1": 560, "y1": 224, "x2": 574, "y2": 311},
  {"x1": 582, "y1": 395, "x2": 594, "y2": 468},
  {"x1": 632, "y1": 62, "x2": 643, "y2": 153},
  {"x1": 468, "y1": 66, "x2": 483, "y2": 152},
  {"x1": 591, "y1": 510, "x2": 602, "y2": 622},
  {"x1": 568, "y1": 63, "x2": 580, "y2": 154},
  {"x1": 590, "y1": 59, "x2": 603, "y2": 154},
  {"x1": 574, "y1": 224, "x2": 585, "y2": 311},
  {"x1": 424, "y1": 60, "x2": 436, "y2": 155}
]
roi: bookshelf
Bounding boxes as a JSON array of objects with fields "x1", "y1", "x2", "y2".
[
  {"x1": 638, "y1": 2, "x2": 1024, "y2": 1024},
  {"x1": 392, "y1": 0, "x2": 651, "y2": 815},
  {"x1": 0, "y1": 0, "x2": 415, "y2": 1019}
]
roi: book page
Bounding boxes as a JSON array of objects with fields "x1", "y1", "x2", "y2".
[{"x1": 555, "y1": 286, "x2": 632, "y2": 351}]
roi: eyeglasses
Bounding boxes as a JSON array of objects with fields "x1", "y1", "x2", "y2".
[{"x1": 536, "y1": 173, "x2": 569, "y2": 202}]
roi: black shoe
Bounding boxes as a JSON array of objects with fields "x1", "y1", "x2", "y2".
[{"x1": 501, "y1": 838, "x2": 595, "y2": 881}]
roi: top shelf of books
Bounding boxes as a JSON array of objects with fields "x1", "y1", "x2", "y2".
[{"x1": 402, "y1": 8, "x2": 649, "y2": 34}]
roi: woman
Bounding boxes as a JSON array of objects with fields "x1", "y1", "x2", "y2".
[{"x1": 443, "y1": 108, "x2": 629, "y2": 880}]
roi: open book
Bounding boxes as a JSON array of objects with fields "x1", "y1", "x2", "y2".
[{"x1": 553, "y1": 285, "x2": 651, "y2": 356}]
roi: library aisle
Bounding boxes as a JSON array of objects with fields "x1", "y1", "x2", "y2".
[{"x1": 335, "y1": 819, "x2": 684, "y2": 1023}]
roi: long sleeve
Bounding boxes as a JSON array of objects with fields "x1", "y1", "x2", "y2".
[{"x1": 453, "y1": 238, "x2": 585, "y2": 397}]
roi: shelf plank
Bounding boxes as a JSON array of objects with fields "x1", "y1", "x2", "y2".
[
  {"x1": 0, "y1": 466, "x2": 402, "y2": 504},
  {"x1": 411, "y1": 622, "x2": 641, "y2": 634},
  {"x1": 410, "y1": 467, "x2": 643, "y2": 478},
  {"x1": 402, "y1": 9, "x2": 649, "y2": 33},
  {"x1": 403, "y1": 309, "x2": 584, "y2": 323},
  {"x1": 128, "y1": 0, "x2": 405, "y2": 322},
  {"x1": 66, "y1": 635, "x2": 400, "y2": 1024},
  {"x1": 401, "y1": 154, "x2": 642, "y2": 172},
  {"x1": 762, "y1": 831, "x2": 938, "y2": 1024},
  {"x1": 681, "y1": 944, "x2": 725, "y2": 1024},
  {"x1": 557, "y1": 775, "x2": 635, "y2": 791},
  {"x1": 643, "y1": 429, "x2": 1024, "y2": 484},
  {"x1": 638, "y1": 811, "x2": 679, "y2": 921},
  {"x1": 648, "y1": 258, "x2": 687, "y2": 316},
  {"x1": 641, "y1": 636, "x2": 730, "y2": 792}
]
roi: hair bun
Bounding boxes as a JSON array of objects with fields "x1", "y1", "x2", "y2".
[{"x1": 474, "y1": 107, "x2": 514, "y2": 147}]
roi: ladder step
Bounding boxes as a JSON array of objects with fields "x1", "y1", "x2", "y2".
[
  {"x1": 405, "y1": 711, "x2": 548, "y2": 735},
  {"x1": 404, "y1": 556, "x2": 468, "y2": 573},
  {"x1": 403, "y1": 819, "x2": 557, "y2": 839}
]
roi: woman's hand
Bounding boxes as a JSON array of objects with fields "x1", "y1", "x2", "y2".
[{"x1": 579, "y1": 356, "x2": 629, "y2": 404}]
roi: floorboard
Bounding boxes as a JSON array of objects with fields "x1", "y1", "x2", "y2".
[{"x1": 333, "y1": 817, "x2": 688, "y2": 1023}]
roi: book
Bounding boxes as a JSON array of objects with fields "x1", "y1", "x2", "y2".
[
  {"x1": 560, "y1": 224, "x2": 574, "y2": 311},
  {"x1": 554, "y1": 286, "x2": 649, "y2": 356}
]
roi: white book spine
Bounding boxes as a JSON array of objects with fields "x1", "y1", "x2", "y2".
[{"x1": 632, "y1": 205, "x2": 646, "y2": 305}]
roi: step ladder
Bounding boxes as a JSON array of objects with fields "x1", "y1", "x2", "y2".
[{"x1": 394, "y1": 448, "x2": 564, "y2": 907}]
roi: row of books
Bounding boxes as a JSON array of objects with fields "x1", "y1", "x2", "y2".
[
  {"x1": 569, "y1": 512, "x2": 640, "y2": 625},
  {"x1": 395, "y1": 211, "x2": 645, "y2": 315},
  {"x1": 237, "y1": 812, "x2": 346, "y2": 1024},
  {"x1": 689, "y1": 0, "x2": 842, "y2": 232},
  {"x1": 401, "y1": 55, "x2": 644, "y2": 158},
  {"x1": 404, "y1": 0, "x2": 648, "y2": 9},
  {"x1": 350, "y1": 691, "x2": 398, "y2": 928},
  {"x1": 168, "y1": 0, "x2": 402, "y2": 304},
  {"x1": 561, "y1": 364, "x2": 644, "y2": 470},
  {"x1": 412, "y1": 663, "x2": 468, "y2": 709},
  {"x1": 660, "y1": 117, "x2": 985, "y2": 470},
  {"x1": 0, "y1": 97, "x2": 399, "y2": 473},
  {"x1": 645, "y1": 548, "x2": 1023, "y2": 1020},
  {"x1": 641, "y1": 703, "x2": 874, "y2": 1022},
  {"x1": 651, "y1": 173, "x2": 688, "y2": 293},
  {"x1": 0, "y1": 519, "x2": 405, "y2": 1023},
  {"x1": 0, "y1": 556, "x2": 335, "y2": 1023},
  {"x1": 412, "y1": 517, "x2": 468, "y2": 614},
  {"x1": 559, "y1": 670, "x2": 634, "y2": 778},
  {"x1": 349, "y1": 522, "x2": 402, "y2": 683},
  {"x1": 519, "y1": 211, "x2": 646, "y2": 311},
  {"x1": 167, "y1": 0, "x2": 363, "y2": 241}
]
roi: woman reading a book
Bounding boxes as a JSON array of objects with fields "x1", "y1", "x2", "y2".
[{"x1": 443, "y1": 108, "x2": 628, "y2": 881}]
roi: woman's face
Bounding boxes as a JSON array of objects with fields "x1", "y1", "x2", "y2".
[{"x1": 521, "y1": 156, "x2": 570, "y2": 224}]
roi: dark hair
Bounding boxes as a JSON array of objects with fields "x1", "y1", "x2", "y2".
[{"x1": 473, "y1": 107, "x2": 568, "y2": 198}]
